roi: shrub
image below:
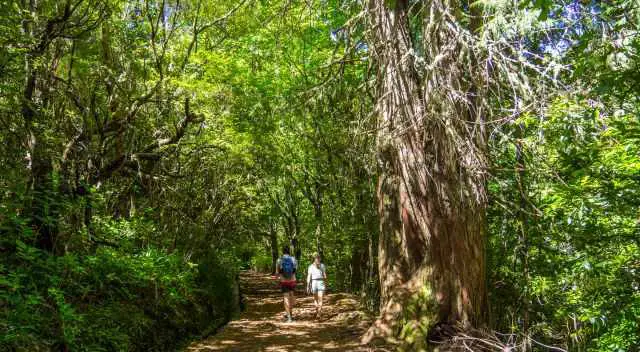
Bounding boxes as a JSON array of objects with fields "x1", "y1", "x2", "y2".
[{"x1": 0, "y1": 214, "x2": 237, "y2": 351}]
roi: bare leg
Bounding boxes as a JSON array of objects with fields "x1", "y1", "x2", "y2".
[
  {"x1": 312, "y1": 293, "x2": 317, "y2": 312},
  {"x1": 283, "y1": 293, "x2": 291, "y2": 319},
  {"x1": 313, "y1": 292, "x2": 319, "y2": 317},
  {"x1": 291, "y1": 291, "x2": 296, "y2": 315},
  {"x1": 317, "y1": 291, "x2": 324, "y2": 318}
]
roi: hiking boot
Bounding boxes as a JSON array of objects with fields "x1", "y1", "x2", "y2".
[{"x1": 287, "y1": 317, "x2": 293, "y2": 323}]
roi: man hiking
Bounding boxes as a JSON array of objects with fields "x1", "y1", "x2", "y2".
[
  {"x1": 306, "y1": 252, "x2": 327, "y2": 319},
  {"x1": 276, "y1": 245, "x2": 298, "y2": 322}
]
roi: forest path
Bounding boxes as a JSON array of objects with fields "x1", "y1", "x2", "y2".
[{"x1": 186, "y1": 271, "x2": 391, "y2": 352}]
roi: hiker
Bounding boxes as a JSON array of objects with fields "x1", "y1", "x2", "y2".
[
  {"x1": 306, "y1": 252, "x2": 327, "y2": 319},
  {"x1": 276, "y1": 245, "x2": 298, "y2": 322}
]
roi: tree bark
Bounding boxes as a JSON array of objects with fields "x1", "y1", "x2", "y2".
[
  {"x1": 350, "y1": 246, "x2": 364, "y2": 293},
  {"x1": 269, "y1": 222, "x2": 279, "y2": 274},
  {"x1": 364, "y1": 0, "x2": 488, "y2": 345},
  {"x1": 22, "y1": 0, "x2": 58, "y2": 252},
  {"x1": 515, "y1": 125, "x2": 530, "y2": 346},
  {"x1": 313, "y1": 183, "x2": 322, "y2": 254}
]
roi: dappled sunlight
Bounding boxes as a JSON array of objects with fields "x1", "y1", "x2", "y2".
[{"x1": 186, "y1": 271, "x2": 392, "y2": 352}]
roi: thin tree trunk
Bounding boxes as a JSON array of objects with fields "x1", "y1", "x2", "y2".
[
  {"x1": 313, "y1": 184, "x2": 322, "y2": 254},
  {"x1": 291, "y1": 237, "x2": 301, "y2": 263},
  {"x1": 350, "y1": 247, "x2": 364, "y2": 293},
  {"x1": 269, "y1": 222, "x2": 279, "y2": 274},
  {"x1": 515, "y1": 125, "x2": 530, "y2": 349},
  {"x1": 22, "y1": 0, "x2": 57, "y2": 252},
  {"x1": 293, "y1": 214, "x2": 301, "y2": 262}
]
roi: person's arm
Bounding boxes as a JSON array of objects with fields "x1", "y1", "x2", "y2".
[
  {"x1": 322, "y1": 264, "x2": 327, "y2": 280},
  {"x1": 306, "y1": 266, "x2": 313, "y2": 293}
]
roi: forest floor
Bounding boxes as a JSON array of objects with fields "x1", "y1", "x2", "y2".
[{"x1": 186, "y1": 271, "x2": 392, "y2": 352}]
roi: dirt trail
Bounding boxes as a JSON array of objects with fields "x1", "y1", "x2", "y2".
[{"x1": 186, "y1": 271, "x2": 391, "y2": 352}]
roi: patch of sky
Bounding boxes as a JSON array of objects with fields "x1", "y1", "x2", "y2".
[{"x1": 537, "y1": 0, "x2": 601, "y2": 58}]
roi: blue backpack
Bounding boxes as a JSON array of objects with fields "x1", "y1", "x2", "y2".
[{"x1": 280, "y1": 256, "x2": 294, "y2": 276}]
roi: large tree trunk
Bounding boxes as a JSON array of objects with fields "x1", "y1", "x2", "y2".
[{"x1": 364, "y1": 0, "x2": 488, "y2": 345}]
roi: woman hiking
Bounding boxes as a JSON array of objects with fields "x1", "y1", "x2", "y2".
[{"x1": 306, "y1": 252, "x2": 327, "y2": 320}]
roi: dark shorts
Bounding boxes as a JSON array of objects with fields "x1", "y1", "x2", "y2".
[{"x1": 280, "y1": 280, "x2": 296, "y2": 293}]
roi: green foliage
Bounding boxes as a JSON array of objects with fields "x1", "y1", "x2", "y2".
[
  {"x1": 1, "y1": 211, "x2": 237, "y2": 351},
  {"x1": 488, "y1": 97, "x2": 640, "y2": 351},
  {"x1": 250, "y1": 252, "x2": 273, "y2": 273}
]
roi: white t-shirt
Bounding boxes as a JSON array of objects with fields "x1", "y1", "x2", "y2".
[{"x1": 307, "y1": 263, "x2": 326, "y2": 281}]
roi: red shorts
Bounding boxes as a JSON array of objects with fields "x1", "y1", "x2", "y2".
[{"x1": 280, "y1": 280, "x2": 296, "y2": 292}]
